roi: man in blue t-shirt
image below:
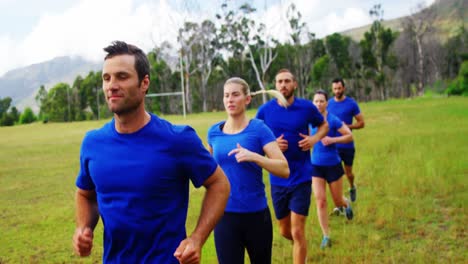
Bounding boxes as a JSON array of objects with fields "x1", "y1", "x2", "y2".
[
  {"x1": 327, "y1": 78, "x2": 365, "y2": 202},
  {"x1": 256, "y1": 69, "x2": 328, "y2": 264},
  {"x1": 72, "y1": 41, "x2": 230, "y2": 264}
]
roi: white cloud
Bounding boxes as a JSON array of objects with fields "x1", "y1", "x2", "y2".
[
  {"x1": 319, "y1": 8, "x2": 371, "y2": 36},
  {"x1": 0, "y1": 35, "x2": 18, "y2": 75},
  {"x1": 0, "y1": 0, "x2": 441, "y2": 76},
  {"x1": 19, "y1": 0, "x2": 154, "y2": 65},
  {"x1": 0, "y1": 0, "x2": 209, "y2": 76}
]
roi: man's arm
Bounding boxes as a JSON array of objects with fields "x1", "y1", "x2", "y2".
[
  {"x1": 348, "y1": 113, "x2": 365, "y2": 130},
  {"x1": 298, "y1": 120, "x2": 329, "y2": 151},
  {"x1": 321, "y1": 123, "x2": 353, "y2": 146},
  {"x1": 73, "y1": 188, "x2": 99, "y2": 257},
  {"x1": 174, "y1": 166, "x2": 229, "y2": 264}
]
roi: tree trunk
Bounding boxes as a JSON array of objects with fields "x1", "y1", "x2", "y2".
[
  {"x1": 416, "y1": 36, "x2": 424, "y2": 96},
  {"x1": 247, "y1": 48, "x2": 267, "y2": 103}
]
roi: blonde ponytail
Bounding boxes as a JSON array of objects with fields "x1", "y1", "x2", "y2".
[{"x1": 251, "y1": 90, "x2": 289, "y2": 108}]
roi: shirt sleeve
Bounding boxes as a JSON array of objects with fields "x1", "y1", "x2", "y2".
[
  {"x1": 207, "y1": 125, "x2": 214, "y2": 147},
  {"x1": 257, "y1": 120, "x2": 276, "y2": 146},
  {"x1": 331, "y1": 115, "x2": 343, "y2": 131},
  {"x1": 352, "y1": 100, "x2": 361, "y2": 116},
  {"x1": 75, "y1": 134, "x2": 96, "y2": 190},
  {"x1": 309, "y1": 104, "x2": 325, "y2": 128},
  {"x1": 256, "y1": 105, "x2": 265, "y2": 120},
  {"x1": 177, "y1": 126, "x2": 218, "y2": 188}
]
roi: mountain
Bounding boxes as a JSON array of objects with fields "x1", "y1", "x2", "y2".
[
  {"x1": 1, "y1": 0, "x2": 465, "y2": 113},
  {"x1": 341, "y1": 0, "x2": 467, "y2": 42},
  {"x1": 0, "y1": 56, "x2": 101, "y2": 112}
]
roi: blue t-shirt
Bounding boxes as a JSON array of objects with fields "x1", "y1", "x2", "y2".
[
  {"x1": 328, "y1": 97, "x2": 361, "y2": 149},
  {"x1": 256, "y1": 98, "x2": 324, "y2": 187},
  {"x1": 207, "y1": 119, "x2": 276, "y2": 213},
  {"x1": 75, "y1": 113, "x2": 218, "y2": 264},
  {"x1": 310, "y1": 113, "x2": 343, "y2": 166}
]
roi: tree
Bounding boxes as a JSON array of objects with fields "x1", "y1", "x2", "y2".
[
  {"x1": 19, "y1": 107, "x2": 36, "y2": 124},
  {"x1": 360, "y1": 4, "x2": 398, "y2": 100},
  {"x1": 194, "y1": 20, "x2": 220, "y2": 112},
  {"x1": 146, "y1": 42, "x2": 183, "y2": 114},
  {"x1": 286, "y1": 3, "x2": 324, "y2": 97},
  {"x1": 0, "y1": 97, "x2": 15, "y2": 126},
  {"x1": 178, "y1": 21, "x2": 200, "y2": 113},
  {"x1": 35, "y1": 85, "x2": 49, "y2": 120},
  {"x1": 402, "y1": 2, "x2": 437, "y2": 96},
  {"x1": 9, "y1": 106, "x2": 20, "y2": 124},
  {"x1": 325, "y1": 33, "x2": 353, "y2": 79},
  {"x1": 81, "y1": 71, "x2": 104, "y2": 119},
  {"x1": 312, "y1": 55, "x2": 331, "y2": 90},
  {"x1": 0, "y1": 97, "x2": 12, "y2": 117},
  {"x1": 45, "y1": 83, "x2": 72, "y2": 122},
  {"x1": 444, "y1": 26, "x2": 468, "y2": 79},
  {"x1": 446, "y1": 60, "x2": 468, "y2": 96},
  {"x1": 72, "y1": 75, "x2": 87, "y2": 121},
  {"x1": 218, "y1": 2, "x2": 277, "y2": 103}
]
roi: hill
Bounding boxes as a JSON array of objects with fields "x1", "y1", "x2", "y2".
[
  {"x1": 0, "y1": 56, "x2": 100, "y2": 111},
  {"x1": 341, "y1": 0, "x2": 467, "y2": 42}
]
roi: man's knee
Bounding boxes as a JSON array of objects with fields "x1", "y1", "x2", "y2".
[
  {"x1": 278, "y1": 217, "x2": 292, "y2": 240},
  {"x1": 291, "y1": 226, "x2": 305, "y2": 242},
  {"x1": 344, "y1": 166, "x2": 354, "y2": 177},
  {"x1": 279, "y1": 227, "x2": 292, "y2": 240}
]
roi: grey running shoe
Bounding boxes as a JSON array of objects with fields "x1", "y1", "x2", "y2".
[{"x1": 331, "y1": 207, "x2": 344, "y2": 216}]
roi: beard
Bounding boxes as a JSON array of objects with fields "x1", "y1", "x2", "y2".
[
  {"x1": 281, "y1": 89, "x2": 294, "y2": 100},
  {"x1": 107, "y1": 96, "x2": 143, "y2": 115},
  {"x1": 335, "y1": 92, "x2": 344, "y2": 99}
]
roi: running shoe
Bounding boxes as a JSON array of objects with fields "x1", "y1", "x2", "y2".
[
  {"x1": 331, "y1": 207, "x2": 344, "y2": 216},
  {"x1": 320, "y1": 236, "x2": 331, "y2": 249},
  {"x1": 349, "y1": 186, "x2": 357, "y2": 202}
]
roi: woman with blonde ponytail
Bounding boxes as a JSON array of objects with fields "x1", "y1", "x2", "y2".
[{"x1": 207, "y1": 77, "x2": 289, "y2": 264}]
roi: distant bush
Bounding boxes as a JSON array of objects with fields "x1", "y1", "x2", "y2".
[
  {"x1": 19, "y1": 107, "x2": 36, "y2": 124},
  {"x1": 446, "y1": 61, "x2": 468, "y2": 96}
]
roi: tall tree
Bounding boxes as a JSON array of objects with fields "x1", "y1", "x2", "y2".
[
  {"x1": 286, "y1": 3, "x2": 322, "y2": 97},
  {"x1": 81, "y1": 71, "x2": 104, "y2": 119},
  {"x1": 218, "y1": 2, "x2": 277, "y2": 103},
  {"x1": 360, "y1": 4, "x2": 398, "y2": 100},
  {"x1": 0, "y1": 97, "x2": 12, "y2": 117},
  {"x1": 72, "y1": 75, "x2": 86, "y2": 121},
  {"x1": 35, "y1": 85, "x2": 49, "y2": 120},
  {"x1": 325, "y1": 33, "x2": 353, "y2": 79},
  {"x1": 178, "y1": 21, "x2": 200, "y2": 113},
  {"x1": 402, "y1": 2, "x2": 437, "y2": 96},
  {"x1": 44, "y1": 83, "x2": 72, "y2": 122},
  {"x1": 444, "y1": 26, "x2": 468, "y2": 79},
  {"x1": 194, "y1": 20, "x2": 219, "y2": 112},
  {"x1": 147, "y1": 42, "x2": 178, "y2": 114}
]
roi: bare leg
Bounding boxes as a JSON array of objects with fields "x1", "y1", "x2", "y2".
[
  {"x1": 344, "y1": 165, "x2": 354, "y2": 188},
  {"x1": 278, "y1": 214, "x2": 292, "y2": 240},
  {"x1": 291, "y1": 212, "x2": 307, "y2": 264},
  {"x1": 312, "y1": 177, "x2": 329, "y2": 236},
  {"x1": 329, "y1": 177, "x2": 347, "y2": 208}
]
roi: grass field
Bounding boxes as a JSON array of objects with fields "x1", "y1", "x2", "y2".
[{"x1": 0, "y1": 97, "x2": 467, "y2": 263}]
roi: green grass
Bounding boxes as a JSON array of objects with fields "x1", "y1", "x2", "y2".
[{"x1": 0, "y1": 97, "x2": 467, "y2": 263}]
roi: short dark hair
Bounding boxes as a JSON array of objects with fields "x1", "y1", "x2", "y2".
[
  {"x1": 314, "y1": 89, "x2": 328, "y2": 100},
  {"x1": 332, "y1": 78, "x2": 345, "y2": 87},
  {"x1": 103, "y1": 41, "x2": 150, "y2": 84},
  {"x1": 276, "y1": 68, "x2": 296, "y2": 81}
]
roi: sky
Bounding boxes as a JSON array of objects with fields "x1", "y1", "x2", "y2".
[{"x1": 0, "y1": 0, "x2": 435, "y2": 77}]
